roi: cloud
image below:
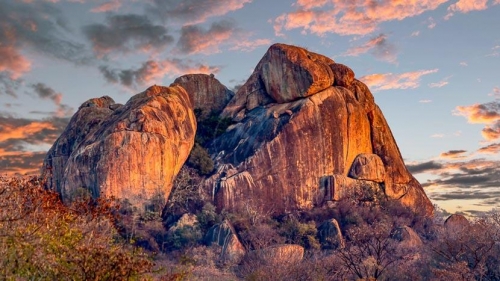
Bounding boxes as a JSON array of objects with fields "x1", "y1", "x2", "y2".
[
  {"x1": 100, "y1": 59, "x2": 220, "y2": 88},
  {"x1": 490, "y1": 86, "x2": 500, "y2": 98},
  {"x1": 229, "y1": 38, "x2": 272, "y2": 52},
  {"x1": 0, "y1": 0, "x2": 89, "y2": 71},
  {"x1": 427, "y1": 17, "x2": 437, "y2": 29},
  {"x1": 274, "y1": 0, "x2": 448, "y2": 36},
  {"x1": 91, "y1": 0, "x2": 122, "y2": 13},
  {"x1": 343, "y1": 34, "x2": 397, "y2": 63},
  {"x1": 454, "y1": 102, "x2": 500, "y2": 124},
  {"x1": 83, "y1": 13, "x2": 174, "y2": 56},
  {"x1": 419, "y1": 99, "x2": 432, "y2": 103},
  {"x1": 431, "y1": 133, "x2": 445, "y2": 138},
  {"x1": 0, "y1": 45, "x2": 31, "y2": 79},
  {"x1": 29, "y1": 83, "x2": 73, "y2": 117},
  {"x1": 176, "y1": 20, "x2": 236, "y2": 55},
  {"x1": 0, "y1": 113, "x2": 70, "y2": 176},
  {"x1": 0, "y1": 73, "x2": 23, "y2": 97},
  {"x1": 440, "y1": 149, "x2": 467, "y2": 159},
  {"x1": 411, "y1": 31, "x2": 420, "y2": 37},
  {"x1": 478, "y1": 143, "x2": 500, "y2": 154},
  {"x1": 428, "y1": 76, "x2": 451, "y2": 88},
  {"x1": 446, "y1": 0, "x2": 489, "y2": 19},
  {"x1": 406, "y1": 160, "x2": 443, "y2": 174},
  {"x1": 30, "y1": 83, "x2": 62, "y2": 106},
  {"x1": 359, "y1": 69, "x2": 438, "y2": 92},
  {"x1": 460, "y1": 61, "x2": 468, "y2": 66},
  {"x1": 147, "y1": 0, "x2": 252, "y2": 25},
  {"x1": 481, "y1": 124, "x2": 500, "y2": 141}
]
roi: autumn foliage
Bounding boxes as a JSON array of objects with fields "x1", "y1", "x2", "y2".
[{"x1": 0, "y1": 176, "x2": 153, "y2": 280}]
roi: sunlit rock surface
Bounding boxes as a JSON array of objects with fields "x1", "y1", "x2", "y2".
[{"x1": 43, "y1": 85, "x2": 196, "y2": 212}]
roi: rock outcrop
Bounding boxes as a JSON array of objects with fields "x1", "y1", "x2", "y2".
[
  {"x1": 42, "y1": 85, "x2": 197, "y2": 212},
  {"x1": 205, "y1": 220, "x2": 246, "y2": 264},
  {"x1": 207, "y1": 43, "x2": 434, "y2": 216},
  {"x1": 173, "y1": 74, "x2": 234, "y2": 116}
]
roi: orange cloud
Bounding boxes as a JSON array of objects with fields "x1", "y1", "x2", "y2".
[
  {"x1": 482, "y1": 125, "x2": 500, "y2": 141},
  {"x1": 0, "y1": 121, "x2": 56, "y2": 143},
  {"x1": 478, "y1": 143, "x2": 500, "y2": 154},
  {"x1": 359, "y1": 69, "x2": 438, "y2": 92},
  {"x1": 454, "y1": 102, "x2": 500, "y2": 124},
  {"x1": 455, "y1": 101, "x2": 500, "y2": 141},
  {"x1": 275, "y1": 0, "x2": 448, "y2": 36},
  {"x1": 440, "y1": 150, "x2": 468, "y2": 159}
]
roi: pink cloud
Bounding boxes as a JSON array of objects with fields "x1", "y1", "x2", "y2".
[
  {"x1": 449, "y1": 0, "x2": 488, "y2": 12},
  {"x1": 91, "y1": 0, "x2": 122, "y2": 13},
  {"x1": 440, "y1": 150, "x2": 468, "y2": 159},
  {"x1": 275, "y1": 0, "x2": 448, "y2": 36},
  {"x1": 359, "y1": 69, "x2": 438, "y2": 92},
  {"x1": 428, "y1": 76, "x2": 451, "y2": 88},
  {"x1": 0, "y1": 45, "x2": 31, "y2": 79}
]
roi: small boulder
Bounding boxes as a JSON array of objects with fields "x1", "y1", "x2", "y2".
[
  {"x1": 444, "y1": 214, "x2": 469, "y2": 231},
  {"x1": 391, "y1": 226, "x2": 423, "y2": 248},
  {"x1": 317, "y1": 218, "x2": 345, "y2": 250},
  {"x1": 348, "y1": 153, "x2": 386, "y2": 183},
  {"x1": 205, "y1": 220, "x2": 246, "y2": 264}
]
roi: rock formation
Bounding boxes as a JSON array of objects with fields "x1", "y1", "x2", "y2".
[
  {"x1": 173, "y1": 74, "x2": 234, "y2": 116},
  {"x1": 444, "y1": 214, "x2": 470, "y2": 231},
  {"x1": 207, "y1": 43, "x2": 434, "y2": 216},
  {"x1": 205, "y1": 220, "x2": 246, "y2": 264},
  {"x1": 42, "y1": 85, "x2": 197, "y2": 212}
]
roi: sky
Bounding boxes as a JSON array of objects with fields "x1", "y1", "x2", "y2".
[{"x1": 1, "y1": 0, "x2": 499, "y2": 216}]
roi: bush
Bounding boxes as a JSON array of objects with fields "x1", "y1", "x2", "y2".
[{"x1": 0, "y1": 176, "x2": 153, "y2": 280}]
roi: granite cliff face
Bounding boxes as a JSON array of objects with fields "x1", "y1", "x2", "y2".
[
  {"x1": 42, "y1": 85, "x2": 196, "y2": 211},
  {"x1": 207, "y1": 43, "x2": 434, "y2": 216}
]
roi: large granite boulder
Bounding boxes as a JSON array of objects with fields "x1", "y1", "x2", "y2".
[
  {"x1": 42, "y1": 85, "x2": 197, "y2": 212},
  {"x1": 444, "y1": 214, "x2": 470, "y2": 231},
  {"x1": 172, "y1": 74, "x2": 234, "y2": 116},
  {"x1": 391, "y1": 226, "x2": 423, "y2": 248},
  {"x1": 207, "y1": 43, "x2": 433, "y2": 216}
]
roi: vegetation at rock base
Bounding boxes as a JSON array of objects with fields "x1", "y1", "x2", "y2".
[
  {"x1": 4, "y1": 174, "x2": 500, "y2": 280},
  {"x1": 186, "y1": 109, "x2": 232, "y2": 175}
]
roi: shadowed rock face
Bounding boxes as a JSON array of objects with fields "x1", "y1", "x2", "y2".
[
  {"x1": 173, "y1": 74, "x2": 234, "y2": 116},
  {"x1": 207, "y1": 43, "x2": 434, "y2": 216},
  {"x1": 42, "y1": 85, "x2": 196, "y2": 212}
]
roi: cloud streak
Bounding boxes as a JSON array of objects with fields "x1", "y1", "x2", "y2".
[
  {"x1": 359, "y1": 69, "x2": 438, "y2": 92},
  {"x1": 147, "y1": 0, "x2": 252, "y2": 25},
  {"x1": 100, "y1": 59, "x2": 220, "y2": 88},
  {"x1": 343, "y1": 34, "x2": 397, "y2": 63}
]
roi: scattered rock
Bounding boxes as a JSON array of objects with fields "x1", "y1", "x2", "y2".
[{"x1": 391, "y1": 226, "x2": 423, "y2": 248}]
